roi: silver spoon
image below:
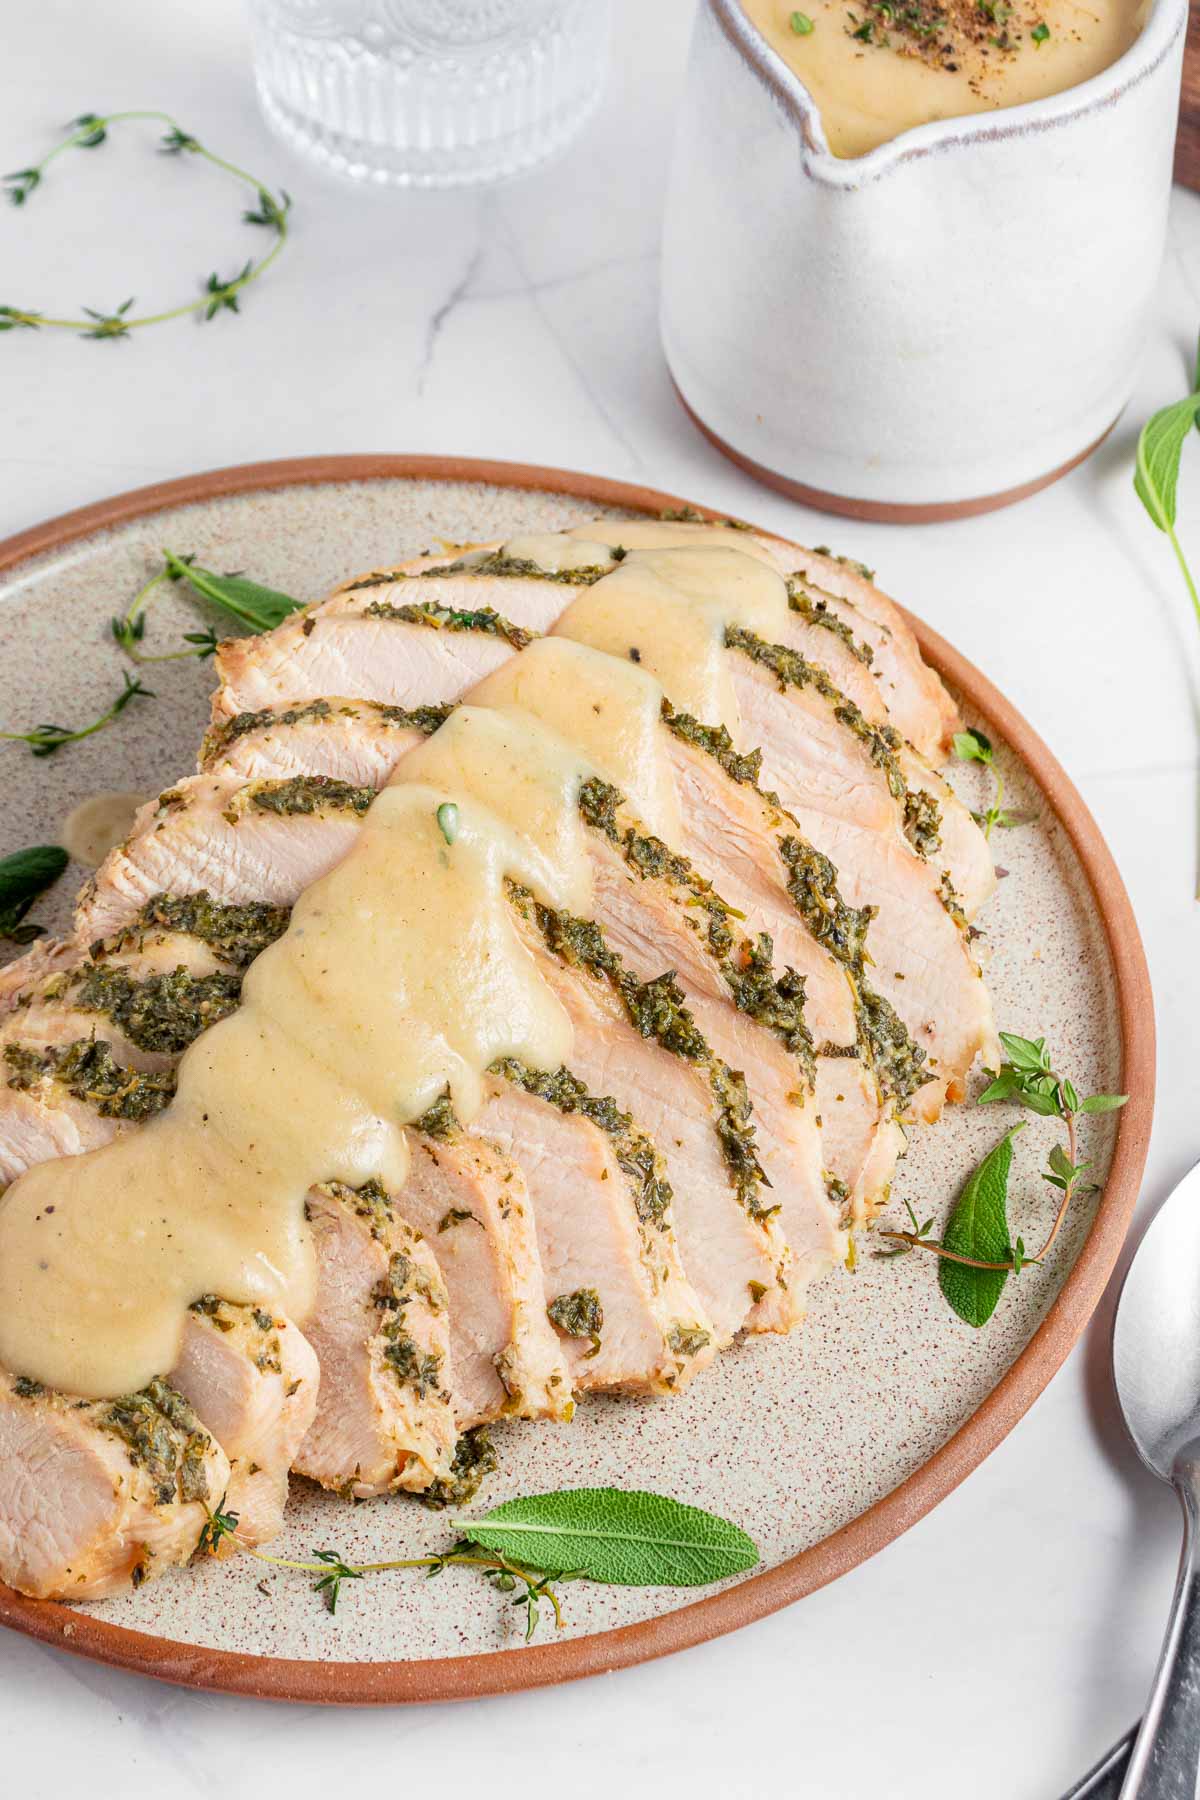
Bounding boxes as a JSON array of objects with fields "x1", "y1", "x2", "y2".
[{"x1": 1069, "y1": 1161, "x2": 1200, "y2": 1797}]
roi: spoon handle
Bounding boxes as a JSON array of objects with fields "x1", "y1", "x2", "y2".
[{"x1": 1121, "y1": 1456, "x2": 1200, "y2": 1798}]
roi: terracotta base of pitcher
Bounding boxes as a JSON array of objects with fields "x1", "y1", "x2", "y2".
[{"x1": 672, "y1": 381, "x2": 1115, "y2": 525}]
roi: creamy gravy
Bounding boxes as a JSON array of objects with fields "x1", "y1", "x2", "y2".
[
  {"x1": 60, "y1": 791, "x2": 150, "y2": 867},
  {"x1": 0, "y1": 524, "x2": 792, "y2": 1399},
  {"x1": 0, "y1": 778, "x2": 577, "y2": 1396},
  {"x1": 470, "y1": 637, "x2": 682, "y2": 844},
  {"x1": 555, "y1": 546, "x2": 793, "y2": 733},
  {"x1": 742, "y1": 0, "x2": 1149, "y2": 158}
]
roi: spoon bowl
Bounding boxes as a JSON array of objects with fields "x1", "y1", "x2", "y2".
[
  {"x1": 1114, "y1": 1161, "x2": 1200, "y2": 1481},
  {"x1": 1095, "y1": 1162, "x2": 1200, "y2": 1796}
]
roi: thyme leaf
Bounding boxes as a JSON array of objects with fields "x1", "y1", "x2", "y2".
[
  {"x1": 436, "y1": 802, "x2": 459, "y2": 846},
  {"x1": 952, "y1": 726, "x2": 1033, "y2": 839},
  {"x1": 310, "y1": 1549, "x2": 364, "y2": 1614},
  {"x1": 0, "y1": 671, "x2": 153, "y2": 757},
  {"x1": 0, "y1": 844, "x2": 68, "y2": 943},
  {"x1": 2, "y1": 110, "x2": 291, "y2": 337}
]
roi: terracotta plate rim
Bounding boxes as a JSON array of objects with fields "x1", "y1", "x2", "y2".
[{"x1": 0, "y1": 454, "x2": 1156, "y2": 1705}]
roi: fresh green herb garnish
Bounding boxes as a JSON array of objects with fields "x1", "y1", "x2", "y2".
[
  {"x1": 790, "y1": 10, "x2": 815, "y2": 31},
  {"x1": 937, "y1": 1126, "x2": 1025, "y2": 1326},
  {"x1": 447, "y1": 1488, "x2": 757, "y2": 1586},
  {"x1": 162, "y1": 551, "x2": 302, "y2": 632},
  {"x1": 436, "y1": 802, "x2": 459, "y2": 846},
  {"x1": 879, "y1": 1032, "x2": 1127, "y2": 1325},
  {"x1": 0, "y1": 671, "x2": 153, "y2": 758},
  {"x1": 112, "y1": 552, "x2": 302, "y2": 662},
  {"x1": 1030, "y1": 20, "x2": 1050, "y2": 41},
  {"x1": 951, "y1": 726, "x2": 1034, "y2": 838},
  {"x1": 2, "y1": 111, "x2": 290, "y2": 339},
  {"x1": 0, "y1": 845, "x2": 68, "y2": 943},
  {"x1": 1134, "y1": 334, "x2": 1200, "y2": 638},
  {"x1": 202, "y1": 1486, "x2": 757, "y2": 1637}
]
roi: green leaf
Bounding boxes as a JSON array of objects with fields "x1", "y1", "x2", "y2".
[
  {"x1": 68, "y1": 112, "x2": 108, "y2": 148},
  {"x1": 1031, "y1": 19, "x2": 1049, "y2": 42},
  {"x1": 998, "y1": 1031, "x2": 1049, "y2": 1072},
  {"x1": 978, "y1": 1067, "x2": 1020, "y2": 1105},
  {"x1": 1047, "y1": 1142, "x2": 1077, "y2": 1185},
  {"x1": 452, "y1": 1488, "x2": 759, "y2": 1587},
  {"x1": 789, "y1": 9, "x2": 815, "y2": 30},
  {"x1": 1016, "y1": 1080, "x2": 1062, "y2": 1118},
  {"x1": 162, "y1": 550, "x2": 302, "y2": 634},
  {"x1": 1134, "y1": 392, "x2": 1200, "y2": 534},
  {"x1": 0, "y1": 845, "x2": 68, "y2": 912},
  {"x1": 938, "y1": 1126, "x2": 1025, "y2": 1328},
  {"x1": 1079, "y1": 1093, "x2": 1129, "y2": 1114},
  {"x1": 952, "y1": 728, "x2": 993, "y2": 765}
]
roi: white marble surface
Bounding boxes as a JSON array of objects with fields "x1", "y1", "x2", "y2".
[{"x1": 1, "y1": 2, "x2": 1199, "y2": 1794}]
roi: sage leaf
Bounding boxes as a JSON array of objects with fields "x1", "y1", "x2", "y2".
[
  {"x1": 0, "y1": 844, "x2": 68, "y2": 941},
  {"x1": 939, "y1": 1125, "x2": 1025, "y2": 1328},
  {"x1": 0, "y1": 844, "x2": 68, "y2": 911},
  {"x1": 1133, "y1": 339, "x2": 1200, "y2": 650},
  {"x1": 452, "y1": 1487, "x2": 759, "y2": 1586},
  {"x1": 162, "y1": 549, "x2": 302, "y2": 634},
  {"x1": 1134, "y1": 392, "x2": 1200, "y2": 535}
]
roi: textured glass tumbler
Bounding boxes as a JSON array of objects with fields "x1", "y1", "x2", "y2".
[{"x1": 245, "y1": 0, "x2": 611, "y2": 188}]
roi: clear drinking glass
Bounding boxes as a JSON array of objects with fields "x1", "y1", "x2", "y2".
[{"x1": 245, "y1": 0, "x2": 611, "y2": 189}]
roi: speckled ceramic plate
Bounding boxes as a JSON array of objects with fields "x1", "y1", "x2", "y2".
[{"x1": 0, "y1": 457, "x2": 1154, "y2": 1703}]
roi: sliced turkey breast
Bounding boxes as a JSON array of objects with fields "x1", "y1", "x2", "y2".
[
  {"x1": 0, "y1": 1374, "x2": 228, "y2": 1600},
  {"x1": 170, "y1": 1299, "x2": 319, "y2": 1543},
  {"x1": 292, "y1": 1182, "x2": 457, "y2": 1497}
]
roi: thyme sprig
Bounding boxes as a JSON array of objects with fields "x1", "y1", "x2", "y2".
[
  {"x1": 951, "y1": 727, "x2": 1034, "y2": 838},
  {"x1": 200, "y1": 1485, "x2": 757, "y2": 1636},
  {"x1": 878, "y1": 1032, "x2": 1126, "y2": 1325},
  {"x1": 3, "y1": 110, "x2": 290, "y2": 339},
  {"x1": 112, "y1": 551, "x2": 302, "y2": 663},
  {"x1": 200, "y1": 1506, "x2": 571, "y2": 1639},
  {"x1": 0, "y1": 671, "x2": 153, "y2": 757}
]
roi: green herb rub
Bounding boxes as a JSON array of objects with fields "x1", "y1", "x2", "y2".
[
  {"x1": 421, "y1": 1425, "x2": 498, "y2": 1510},
  {"x1": 576, "y1": 775, "x2": 814, "y2": 1080},
  {"x1": 362, "y1": 596, "x2": 535, "y2": 651},
  {"x1": 247, "y1": 775, "x2": 374, "y2": 818},
  {"x1": 777, "y1": 836, "x2": 929, "y2": 1108},
  {"x1": 547, "y1": 1287, "x2": 604, "y2": 1358},
  {"x1": 422, "y1": 549, "x2": 614, "y2": 585},
  {"x1": 509, "y1": 883, "x2": 772, "y2": 1221},
  {"x1": 5, "y1": 1039, "x2": 176, "y2": 1120},
  {"x1": 98, "y1": 1380, "x2": 212, "y2": 1506},
  {"x1": 724, "y1": 622, "x2": 941, "y2": 858},
  {"x1": 490, "y1": 1056, "x2": 673, "y2": 1230},
  {"x1": 786, "y1": 578, "x2": 874, "y2": 666},
  {"x1": 51, "y1": 963, "x2": 241, "y2": 1056},
  {"x1": 94, "y1": 891, "x2": 291, "y2": 970}
]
